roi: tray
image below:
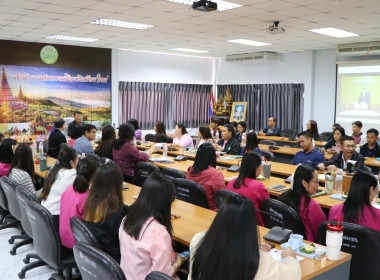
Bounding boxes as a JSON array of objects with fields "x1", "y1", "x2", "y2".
[{"x1": 280, "y1": 242, "x2": 326, "y2": 259}]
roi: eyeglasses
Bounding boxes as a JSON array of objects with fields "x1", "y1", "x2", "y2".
[{"x1": 310, "y1": 180, "x2": 319, "y2": 184}]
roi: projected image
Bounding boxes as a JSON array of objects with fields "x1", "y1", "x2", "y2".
[{"x1": 339, "y1": 76, "x2": 380, "y2": 117}]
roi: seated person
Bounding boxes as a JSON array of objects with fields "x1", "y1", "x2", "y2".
[
  {"x1": 210, "y1": 117, "x2": 222, "y2": 139},
  {"x1": 128, "y1": 118, "x2": 142, "y2": 140},
  {"x1": 351, "y1": 120, "x2": 363, "y2": 145},
  {"x1": 226, "y1": 152, "x2": 269, "y2": 226},
  {"x1": 48, "y1": 118, "x2": 67, "y2": 158},
  {"x1": 186, "y1": 143, "x2": 225, "y2": 211},
  {"x1": 189, "y1": 196, "x2": 301, "y2": 280},
  {"x1": 0, "y1": 138, "x2": 17, "y2": 177},
  {"x1": 194, "y1": 124, "x2": 213, "y2": 149},
  {"x1": 292, "y1": 131, "x2": 325, "y2": 168},
  {"x1": 85, "y1": 161, "x2": 128, "y2": 263},
  {"x1": 153, "y1": 121, "x2": 168, "y2": 143},
  {"x1": 241, "y1": 131, "x2": 261, "y2": 156},
  {"x1": 278, "y1": 164, "x2": 326, "y2": 242},
  {"x1": 119, "y1": 173, "x2": 186, "y2": 279},
  {"x1": 213, "y1": 124, "x2": 241, "y2": 155},
  {"x1": 259, "y1": 117, "x2": 281, "y2": 136},
  {"x1": 113, "y1": 122, "x2": 156, "y2": 185},
  {"x1": 235, "y1": 121, "x2": 246, "y2": 143},
  {"x1": 173, "y1": 123, "x2": 194, "y2": 148},
  {"x1": 306, "y1": 120, "x2": 320, "y2": 141},
  {"x1": 94, "y1": 125, "x2": 116, "y2": 160},
  {"x1": 318, "y1": 136, "x2": 364, "y2": 172},
  {"x1": 323, "y1": 126, "x2": 345, "y2": 153},
  {"x1": 8, "y1": 145, "x2": 37, "y2": 195},
  {"x1": 73, "y1": 124, "x2": 96, "y2": 155},
  {"x1": 329, "y1": 170, "x2": 380, "y2": 233},
  {"x1": 360, "y1": 128, "x2": 380, "y2": 158}
]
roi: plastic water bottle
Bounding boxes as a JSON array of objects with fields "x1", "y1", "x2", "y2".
[
  {"x1": 215, "y1": 133, "x2": 219, "y2": 142},
  {"x1": 335, "y1": 169, "x2": 343, "y2": 195},
  {"x1": 141, "y1": 134, "x2": 145, "y2": 146},
  {"x1": 38, "y1": 142, "x2": 44, "y2": 157},
  {"x1": 163, "y1": 143, "x2": 168, "y2": 158},
  {"x1": 355, "y1": 144, "x2": 360, "y2": 154},
  {"x1": 312, "y1": 138, "x2": 315, "y2": 147},
  {"x1": 31, "y1": 141, "x2": 37, "y2": 158},
  {"x1": 133, "y1": 137, "x2": 137, "y2": 147}
]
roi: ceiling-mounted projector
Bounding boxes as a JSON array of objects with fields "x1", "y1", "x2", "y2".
[
  {"x1": 192, "y1": 0, "x2": 217, "y2": 12},
  {"x1": 266, "y1": 21, "x2": 285, "y2": 34}
]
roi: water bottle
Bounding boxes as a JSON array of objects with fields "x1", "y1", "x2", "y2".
[
  {"x1": 31, "y1": 141, "x2": 37, "y2": 158},
  {"x1": 38, "y1": 142, "x2": 44, "y2": 157},
  {"x1": 355, "y1": 144, "x2": 360, "y2": 154},
  {"x1": 215, "y1": 133, "x2": 219, "y2": 143},
  {"x1": 163, "y1": 143, "x2": 168, "y2": 158},
  {"x1": 312, "y1": 138, "x2": 315, "y2": 147},
  {"x1": 335, "y1": 169, "x2": 343, "y2": 195},
  {"x1": 133, "y1": 137, "x2": 137, "y2": 147},
  {"x1": 141, "y1": 134, "x2": 145, "y2": 146}
]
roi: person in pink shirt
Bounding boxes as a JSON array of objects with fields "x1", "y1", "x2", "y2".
[
  {"x1": 0, "y1": 138, "x2": 17, "y2": 177},
  {"x1": 278, "y1": 164, "x2": 327, "y2": 242},
  {"x1": 173, "y1": 123, "x2": 194, "y2": 148},
  {"x1": 329, "y1": 170, "x2": 380, "y2": 233},
  {"x1": 186, "y1": 143, "x2": 225, "y2": 211},
  {"x1": 226, "y1": 152, "x2": 269, "y2": 226},
  {"x1": 59, "y1": 155, "x2": 101, "y2": 249},
  {"x1": 119, "y1": 173, "x2": 186, "y2": 280}
]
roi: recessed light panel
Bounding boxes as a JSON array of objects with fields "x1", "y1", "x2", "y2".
[
  {"x1": 228, "y1": 39, "x2": 271, "y2": 47},
  {"x1": 91, "y1": 18, "x2": 153, "y2": 30},
  {"x1": 46, "y1": 35, "x2": 98, "y2": 42},
  {"x1": 170, "y1": 48, "x2": 209, "y2": 53},
  {"x1": 309, "y1": 27, "x2": 359, "y2": 38}
]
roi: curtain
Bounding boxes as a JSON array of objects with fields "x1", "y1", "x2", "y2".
[
  {"x1": 119, "y1": 82, "x2": 212, "y2": 129},
  {"x1": 217, "y1": 84, "x2": 304, "y2": 133}
]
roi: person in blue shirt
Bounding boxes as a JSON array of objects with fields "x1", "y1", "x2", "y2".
[
  {"x1": 360, "y1": 128, "x2": 380, "y2": 158},
  {"x1": 258, "y1": 117, "x2": 281, "y2": 136},
  {"x1": 292, "y1": 131, "x2": 325, "y2": 168},
  {"x1": 73, "y1": 124, "x2": 96, "y2": 156}
]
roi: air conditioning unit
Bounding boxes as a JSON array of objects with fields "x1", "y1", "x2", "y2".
[
  {"x1": 225, "y1": 52, "x2": 281, "y2": 64},
  {"x1": 337, "y1": 41, "x2": 380, "y2": 56}
]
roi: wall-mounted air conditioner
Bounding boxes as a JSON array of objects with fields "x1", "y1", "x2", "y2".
[
  {"x1": 337, "y1": 41, "x2": 380, "y2": 56},
  {"x1": 225, "y1": 52, "x2": 281, "y2": 64}
]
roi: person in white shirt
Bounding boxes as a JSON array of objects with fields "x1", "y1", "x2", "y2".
[{"x1": 40, "y1": 144, "x2": 78, "y2": 225}]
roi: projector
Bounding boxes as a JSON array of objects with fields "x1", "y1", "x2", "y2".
[
  {"x1": 266, "y1": 21, "x2": 285, "y2": 34},
  {"x1": 192, "y1": 0, "x2": 217, "y2": 12}
]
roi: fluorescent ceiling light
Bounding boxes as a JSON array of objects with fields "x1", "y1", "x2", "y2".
[
  {"x1": 228, "y1": 39, "x2": 271, "y2": 47},
  {"x1": 170, "y1": 48, "x2": 209, "y2": 53},
  {"x1": 309, "y1": 27, "x2": 359, "y2": 38},
  {"x1": 91, "y1": 18, "x2": 153, "y2": 30},
  {"x1": 166, "y1": 0, "x2": 242, "y2": 11},
  {"x1": 46, "y1": 35, "x2": 98, "y2": 42}
]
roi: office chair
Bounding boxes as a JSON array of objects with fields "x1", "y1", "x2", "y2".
[
  {"x1": 134, "y1": 162, "x2": 160, "y2": 186},
  {"x1": 161, "y1": 167, "x2": 186, "y2": 180},
  {"x1": 145, "y1": 271, "x2": 176, "y2": 280},
  {"x1": 261, "y1": 198, "x2": 305, "y2": 238},
  {"x1": 73, "y1": 243, "x2": 126, "y2": 280},
  {"x1": 261, "y1": 150, "x2": 275, "y2": 162},
  {"x1": 281, "y1": 129, "x2": 295, "y2": 138},
  {"x1": 260, "y1": 140, "x2": 277, "y2": 146},
  {"x1": 317, "y1": 221, "x2": 380, "y2": 280},
  {"x1": 319, "y1": 131, "x2": 333, "y2": 142},
  {"x1": 145, "y1": 134, "x2": 155, "y2": 142},
  {"x1": 172, "y1": 178, "x2": 209, "y2": 209},
  {"x1": 214, "y1": 189, "x2": 245, "y2": 208},
  {"x1": 70, "y1": 216, "x2": 101, "y2": 248}
]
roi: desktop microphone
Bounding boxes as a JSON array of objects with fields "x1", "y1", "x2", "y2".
[{"x1": 256, "y1": 208, "x2": 293, "y2": 244}]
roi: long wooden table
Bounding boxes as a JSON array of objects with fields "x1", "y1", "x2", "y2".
[
  {"x1": 258, "y1": 135, "x2": 325, "y2": 147},
  {"x1": 34, "y1": 157, "x2": 351, "y2": 279}
]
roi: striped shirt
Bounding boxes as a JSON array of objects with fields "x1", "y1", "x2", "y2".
[{"x1": 8, "y1": 168, "x2": 36, "y2": 194}]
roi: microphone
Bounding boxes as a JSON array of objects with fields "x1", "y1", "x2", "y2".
[{"x1": 256, "y1": 208, "x2": 293, "y2": 244}]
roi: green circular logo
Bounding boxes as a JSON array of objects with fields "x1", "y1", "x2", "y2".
[{"x1": 40, "y1": 45, "x2": 58, "y2": 64}]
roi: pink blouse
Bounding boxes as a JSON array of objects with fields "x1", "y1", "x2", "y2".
[
  {"x1": 329, "y1": 204, "x2": 380, "y2": 234},
  {"x1": 299, "y1": 196, "x2": 327, "y2": 242},
  {"x1": 119, "y1": 217, "x2": 178, "y2": 280},
  {"x1": 173, "y1": 134, "x2": 194, "y2": 148}
]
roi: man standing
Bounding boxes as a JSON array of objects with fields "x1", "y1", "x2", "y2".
[
  {"x1": 73, "y1": 124, "x2": 96, "y2": 155},
  {"x1": 48, "y1": 118, "x2": 67, "y2": 158},
  {"x1": 360, "y1": 128, "x2": 380, "y2": 158},
  {"x1": 292, "y1": 131, "x2": 325, "y2": 168},
  {"x1": 318, "y1": 136, "x2": 364, "y2": 172},
  {"x1": 68, "y1": 111, "x2": 83, "y2": 143},
  {"x1": 259, "y1": 117, "x2": 281, "y2": 136},
  {"x1": 213, "y1": 124, "x2": 240, "y2": 155}
]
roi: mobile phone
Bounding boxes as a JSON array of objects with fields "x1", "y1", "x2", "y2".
[
  {"x1": 179, "y1": 251, "x2": 190, "y2": 258},
  {"x1": 266, "y1": 242, "x2": 275, "y2": 249}
]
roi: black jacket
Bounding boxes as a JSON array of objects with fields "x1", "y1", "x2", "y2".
[
  {"x1": 48, "y1": 129, "x2": 67, "y2": 158},
  {"x1": 323, "y1": 151, "x2": 364, "y2": 171},
  {"x1": 217, "y1": 137, "x2": 241, "y2": 155}
]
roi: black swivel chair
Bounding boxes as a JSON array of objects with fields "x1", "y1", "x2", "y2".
[
  {"x1": 16, "y1": 186, "x2": 47, "y2": 279},
  {"x1": 319, "y1": 131, "x2": 333, "y2": 142},
  {"x1": 134, "y1": 162, "x2": 160, "y2": 186},
  {"x1": 0, "y1": 176, "x2": 32, "y2": 255},
  {"x1": 281, "y1": 129, "x2": 295, "y2": 138},
  {"x1": 161, "y1": 167, "x2": 186, "y2": 180},
  {"x1": 214, "y1": 189, "x2": 245, "y2": 208},
  {"x1": 260, "y1": 140, "x2": 277, "y2": 146},
  {"x1": 173, "y1": 178, "x2": 209, "y2": 209},
  {"x1": 261, "y1": 198, "x2": 305, "y2": 238},
  {"x1": 317, "y1": 221, "x2": 380, "y2": 280},
  {"x1": 166, "y1": 137, "x2": 173, "y2": 144},
  {"x1": 0, "y1": 179, "x2": 16, "y2": 227},
  {"x1": 70, "y1": 216, "x2": 101, "y2": 248},
  {"x1": 73, "y1": 243, "x2": 126, "y2": 280},
  {"x1": 145, "y1": 134, "x2": 155, "y2": 142},
  {"x1": 145, "y1": 271, "x2": 176, "y2": 280},
  {"x1": 261, "y1": 150, "x2": 275, "y2": 162},
  {"x1": 26, "y1": 201, "x2": 78, "y2": 280}
]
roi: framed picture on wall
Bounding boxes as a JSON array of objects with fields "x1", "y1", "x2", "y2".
[{"x1": 230, "y1": 102, "x2": 248, "y2": 122}]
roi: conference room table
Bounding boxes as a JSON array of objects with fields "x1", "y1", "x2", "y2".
[
  {"x1": 258, "y1": 135, "x2": 325, "y2": 147},
  {"x1": 33, "y1": 157, "x2": 351, "y2": 279}
]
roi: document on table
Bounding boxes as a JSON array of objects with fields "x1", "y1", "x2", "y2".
[{"x1": 269, "y1": 249, "x2": 304, "y2": 262}]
